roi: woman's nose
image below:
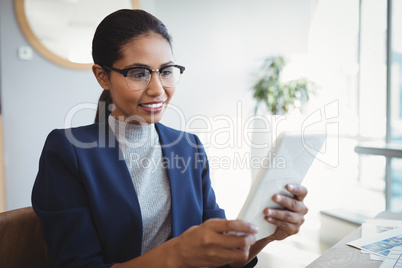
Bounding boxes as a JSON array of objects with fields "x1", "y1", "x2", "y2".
[{"x1": 146, "y1": 72, "x2": 165, "y2": 96}]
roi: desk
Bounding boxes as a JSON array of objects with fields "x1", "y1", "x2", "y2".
[{"x1": 307, "y1": 211, "x2": 402, "y2": 268}]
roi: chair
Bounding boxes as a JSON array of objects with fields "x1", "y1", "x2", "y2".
[{"x1": 0, "y1": 206, "x2": 49, "y2": 268}]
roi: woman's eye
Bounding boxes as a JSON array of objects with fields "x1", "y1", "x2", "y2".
[
  {"x1": 161, "y1": 68, "x2": 173, "y2": 77},
  {"x1": 128, "y1": 69, "x2": 148, "y2": 79}
]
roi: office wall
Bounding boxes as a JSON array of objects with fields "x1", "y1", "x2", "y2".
[
  {"x1": 0, "y1": 0, "x2": 100, "y2": 210},
  {"x1": 0, "y1": 0, "x2": 312, "y2": 210}
]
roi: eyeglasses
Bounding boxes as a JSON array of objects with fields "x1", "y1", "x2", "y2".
[{"x1": 103, "y1": 64, "x2": 185, "y2": 91}]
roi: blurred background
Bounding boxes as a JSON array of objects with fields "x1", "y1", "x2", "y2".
[{"x1": 1, "y1": 0, "x2": 401, "y2": 266}]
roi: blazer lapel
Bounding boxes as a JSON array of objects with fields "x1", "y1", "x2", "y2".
[
  {"x1": 100, "y1": 123, "x2": 144, "y2": 256},
  {"x1": 155, "y1": 123, "x2": 202, "y2": 237}
]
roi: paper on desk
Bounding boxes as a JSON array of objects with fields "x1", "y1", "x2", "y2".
[
  {"x1": 379, "y1": 246, "x2": 402, "y2": 268},
  {"x1": 362, "y1": 220, "x2": 402, "y2": 237},
  {"x1": 361, "y1": 220, "x2": 402, "y2": 260},
  {"x1": 347, "y1": 227, "x2": 402, "y2": 258}
]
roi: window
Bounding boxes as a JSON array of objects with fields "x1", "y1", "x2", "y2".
[
  {"x1": 390, "y1": 0, "x2": 402, "y2": 143},
  {"x1": 389, "y1": 0, "x2": 402, "y2": 211},
  {"x1": 356, "y1": 0, "x2": 402, "y2": 212}
]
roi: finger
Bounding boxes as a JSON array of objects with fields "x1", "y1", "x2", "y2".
[
  {"x1": 222, "y1": 233, "x2": 257, "y2": 249},
  {"x1": 196, "y1": 232, "x2": 254, "y2": 265},
  {"x1": 200, "y1": 227, "x2": 257, "y2": 249},
  {"x1": 272, "y1": 194, "x2": 309, "y2": 214},
  {"x1": 204, "y1": 246, "x2": 251, "y2": 266},
  {"x1": 264, "y1": 216, "x2": 301, "y2": 236},
  {"x1": 286, "y1": 184, "x2": 308, "y2": 201},
  {"x1": 205, "y1": 219, "x2": 259, "y2": 235},
  {"x1": 263, "y1": 208, "x2": 305, "y2": 225},
  {"x1": 177, "y1": 224, "x2": 251, "y2": 267}
]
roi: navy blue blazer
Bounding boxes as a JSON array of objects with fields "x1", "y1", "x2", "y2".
[{"x1": 32, "y1": 122, "x2": 257, "y2": 267}]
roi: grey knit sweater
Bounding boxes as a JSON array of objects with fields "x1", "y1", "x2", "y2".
[{"x1": 108, "y1": 115, "x2": 172, "y2": 254}]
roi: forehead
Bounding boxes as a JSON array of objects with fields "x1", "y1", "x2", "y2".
[{"x1": 118, "y1": 33, "x2": 173, "y2": 67}]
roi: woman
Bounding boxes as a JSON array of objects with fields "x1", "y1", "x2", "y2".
[{"x1": 32, "y1": 9, "x2": 308, "y2": 268}]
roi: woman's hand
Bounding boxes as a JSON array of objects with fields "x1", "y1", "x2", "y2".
[
  {"x1": 170, "y1": 218, "x2": 258, "y2": 268},
  {"x1": 263, "y1": 184, "x2": 309, "y2": 241}
]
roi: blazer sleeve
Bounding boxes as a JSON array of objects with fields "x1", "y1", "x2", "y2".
[{"x1": 32, "y1": 129, "x2": 112, "y2": 268}]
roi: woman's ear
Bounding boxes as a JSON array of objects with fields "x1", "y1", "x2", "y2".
[{"x1": 92, "y1": 64, "x2": 110, "y2": 90}]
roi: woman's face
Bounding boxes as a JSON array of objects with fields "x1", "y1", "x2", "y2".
[{"x1": 105, "y1": 33, "x2": 176, "y2": 125}]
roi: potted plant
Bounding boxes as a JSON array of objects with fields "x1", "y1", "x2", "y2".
[{"x1": 252, "y1": 56, "x2": 314, "y2": 115}]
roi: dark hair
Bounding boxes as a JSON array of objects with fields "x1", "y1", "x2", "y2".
[{"x1": 93, "y1": 9, "x2": 172, "y2": 123}]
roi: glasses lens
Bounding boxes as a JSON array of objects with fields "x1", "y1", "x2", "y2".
[
  {"x1": 126, "y1": 68, "x2": 150, "y2": 90},
  {"x1": 124, "y1": 66, "x2": 183, "y2": 90},
  {"x1": 160, "y1": 66, "x2": 182, "y2": 87}
]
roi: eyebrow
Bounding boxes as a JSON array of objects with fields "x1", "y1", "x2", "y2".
[{"x1": 124, "y1": 61, "x2": 174, "y2": 69}]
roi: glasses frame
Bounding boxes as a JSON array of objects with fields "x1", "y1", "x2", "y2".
[{"x1": 102, "y1": 64, "x2": 185, "y2": 90}]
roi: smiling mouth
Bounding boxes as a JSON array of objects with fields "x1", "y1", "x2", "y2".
[{"x1": 139, "y1": 102, "x2": 164, "y2": 108}]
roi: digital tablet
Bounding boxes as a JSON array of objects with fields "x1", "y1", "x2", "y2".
[{"x1": 237, "y1": 131, "x2": 326, "y2": 240}]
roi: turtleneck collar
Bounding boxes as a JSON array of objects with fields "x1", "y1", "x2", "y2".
[{"x1": 108, "y1": 115, "x2": 159, "y2": 148}]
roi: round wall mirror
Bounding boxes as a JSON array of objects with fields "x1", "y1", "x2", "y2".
[{"x1": 14, "y1": 0, "x2": 140, "y2": 70}]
